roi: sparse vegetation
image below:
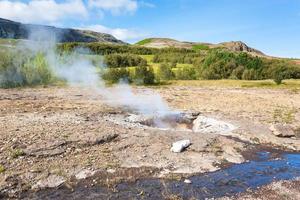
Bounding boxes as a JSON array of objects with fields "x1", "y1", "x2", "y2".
[
  {"x1": 0, "y1": 164, "x2": 5, "y2": 173},
  {"x1": 10, "y1": 148, "x2": 25, "y2": 159},
  {"x1": 273, "y1": 107, "x2": 296, "y2": 124}
]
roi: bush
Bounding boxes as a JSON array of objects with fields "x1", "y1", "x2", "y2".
[
  {"x1": 194, "y1": 50, "x2": 300, "y2": 81},
  {"x1": 230, "y1": 66, "x2": 245, "y2": 79},
  {"x1": 102, "y1": 68, "x2": 131, "y2": 83},
  {"x1": 157, "y1": 63, "x2": 174, "y2": 81},
  {"x1": 134, "y1": 66, "x2": 155, "y2": 85},
  {"x1": 104, "y1": 53, "x2": 147, "y2": 68},
  {"x1": 175, "y1": 66, "x2": 197, "y2": 80},
  {"x1": 152, "y1": 52, "x2": 199, "y2": 64},
  {"x1": 21, "y1": 53, "x2": 53, "y2": 85},
  {"x1": 0, "y1": 50, "x2": 54, "y2": 88}
]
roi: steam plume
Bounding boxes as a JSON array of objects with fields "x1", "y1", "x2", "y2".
[{"x1": 20, "y1": 26, "x2": 173, "y2": 116}]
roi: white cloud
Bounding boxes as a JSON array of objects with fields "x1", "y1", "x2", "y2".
[
  {"x1": 88, "y1": 0, "x2": 138, "y2": 15},
  {"x1": 0, "y1": 0, "x2": 88, "y2": 24},
  {"x1": 83, "y1": 25, "x2": 145, "y2": 42}
]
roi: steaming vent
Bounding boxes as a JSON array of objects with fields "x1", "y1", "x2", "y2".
[
  {"x1": 138, "y1": 112, "x2": 199, "y2": 131},
  {"x1": 122, "y1": 112, "x2": 237, "y2": 134}
]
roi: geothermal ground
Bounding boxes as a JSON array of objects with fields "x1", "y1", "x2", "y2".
[{"x1": 0, "y1": 84, "x2": 300, "y2": 199}]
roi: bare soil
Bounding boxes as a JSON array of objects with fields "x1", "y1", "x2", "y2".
[{"x1": 0, "y1": 85, "x2": 299, "y2": 198}]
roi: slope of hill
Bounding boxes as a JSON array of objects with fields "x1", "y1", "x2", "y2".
[
  {"x1": 136, "y1": 38, "x2": 265, "y2": 56},
  {"x1": 0, "y1": 18, "x2": 125, "y2": 44}
]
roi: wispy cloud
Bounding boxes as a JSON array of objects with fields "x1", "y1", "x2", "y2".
[
  {"x1": 0, "y1": 0, "x2": 153, "y2": 42},
  {"x1": 88, "y1": 0, "x2": 138, "y2": 15},
  {"x1": 82, "y1": 24, "x2": 146, "y2": 42}
]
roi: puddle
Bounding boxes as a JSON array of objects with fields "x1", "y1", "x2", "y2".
[{"x1": 24, "y1": 151, "x2": 300, "y2": 199}]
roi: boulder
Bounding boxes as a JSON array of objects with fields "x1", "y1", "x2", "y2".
[
  {"x1": 171, "y1": 140, "x2": 191, "y2": 153},
  {"x1": 269, "y1": 124, "x2": 295, "y2": 138}
]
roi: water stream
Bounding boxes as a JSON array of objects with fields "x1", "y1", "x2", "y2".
[{"x1": 24, "y1": 151, "x2": 300, "y2": 199}]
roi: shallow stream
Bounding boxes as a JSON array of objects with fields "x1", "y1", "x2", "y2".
[{"x1": 25, "y1": 151, "x2": 300, "y2": 199}]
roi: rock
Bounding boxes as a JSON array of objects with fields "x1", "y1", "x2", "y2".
[
  {"x1": 77, "y1": 133, "x2": 119, "y2": 147},
  {"x1": 33, "y1": 175, "x2": 65, "y2": 189},
  {"x1": 171, "y1": 140, "x2": 191, "y2": 153},
  {"x1": 24, "y1": 140, "x2": 67, "y2": 157},
  {"x1": 269, "y1": 124, "x2": 295, "y2": 138},
  {"x1": 75, "y1": 169, "x2": 96, "y2": 180},
  {"x1": 184, "y1": 179, "x2": 192, "y2": 184},
  {"x1": 192, "y1": 116, "x2": 236, "y2": 134},
  {"x1": 107, "y1": 169, "x2": 116, "y2": 173}
]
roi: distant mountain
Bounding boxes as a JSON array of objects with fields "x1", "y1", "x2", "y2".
[
  {"x1": 0, "y1": 18, "x2": 125, "y2": 44},
  {"x1": 136, "y1": 38, "x2": 265, "y2": 56}
]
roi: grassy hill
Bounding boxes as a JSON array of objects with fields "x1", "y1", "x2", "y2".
[{"x1": 135, "y1": 38, "x2": 265, "y2": 57}]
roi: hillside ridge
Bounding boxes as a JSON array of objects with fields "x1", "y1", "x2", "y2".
[
  {"x1": 0, "y1": 18, "x2": 125, "y2": 44},
  {"x1": 136, "y1": 38, "x2": 265, "y2": 56}
]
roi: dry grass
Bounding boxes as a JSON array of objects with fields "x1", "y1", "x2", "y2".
[{"x1": 169, "y1": 79, "x2": 300, "y2": 89}]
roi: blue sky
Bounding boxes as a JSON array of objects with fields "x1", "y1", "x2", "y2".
[{"x1": 0, "y1": 0, "x2": 299, "y2": 58}]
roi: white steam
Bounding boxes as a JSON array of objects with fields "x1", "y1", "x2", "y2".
[{"x1": 19, "y1": 26, "x2": 173, "y2": 116}]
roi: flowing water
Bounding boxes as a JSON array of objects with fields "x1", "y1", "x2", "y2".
[{"x1": 24, "y1": 151, "x2": 300, "y2": 200}]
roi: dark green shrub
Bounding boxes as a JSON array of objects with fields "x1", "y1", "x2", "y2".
[
  {"x1": 104, "y1": 53, "x2": 147, "y2": 68},
  {"x1": 134, "y1": 66, "x2": 155, "y2": 85},
  {"x1": 102, "y1": 68, "x2": 131, "y2": 83}
]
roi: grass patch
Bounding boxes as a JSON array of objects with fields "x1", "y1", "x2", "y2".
[
  {"x1": 135, "y1": 38, "x2": 153, "y2": 45},
  {"x1": 170, "y1": 79, "x2": 300, "y2": 89},
  {"x1": 140, "y1": 55, "x2": 154, "y2": 62},
  {"x1": 192, "y1": 44, "x2": 210, "y2": 51}
]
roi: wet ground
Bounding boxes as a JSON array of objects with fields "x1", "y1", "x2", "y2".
[{"x1": 21, "y1": 150, "x2": 300, "y2": 200}]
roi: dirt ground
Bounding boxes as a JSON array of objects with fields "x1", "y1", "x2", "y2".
[{"x1": 0, "y1": 85, "x2": 300, "y2": 198}]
